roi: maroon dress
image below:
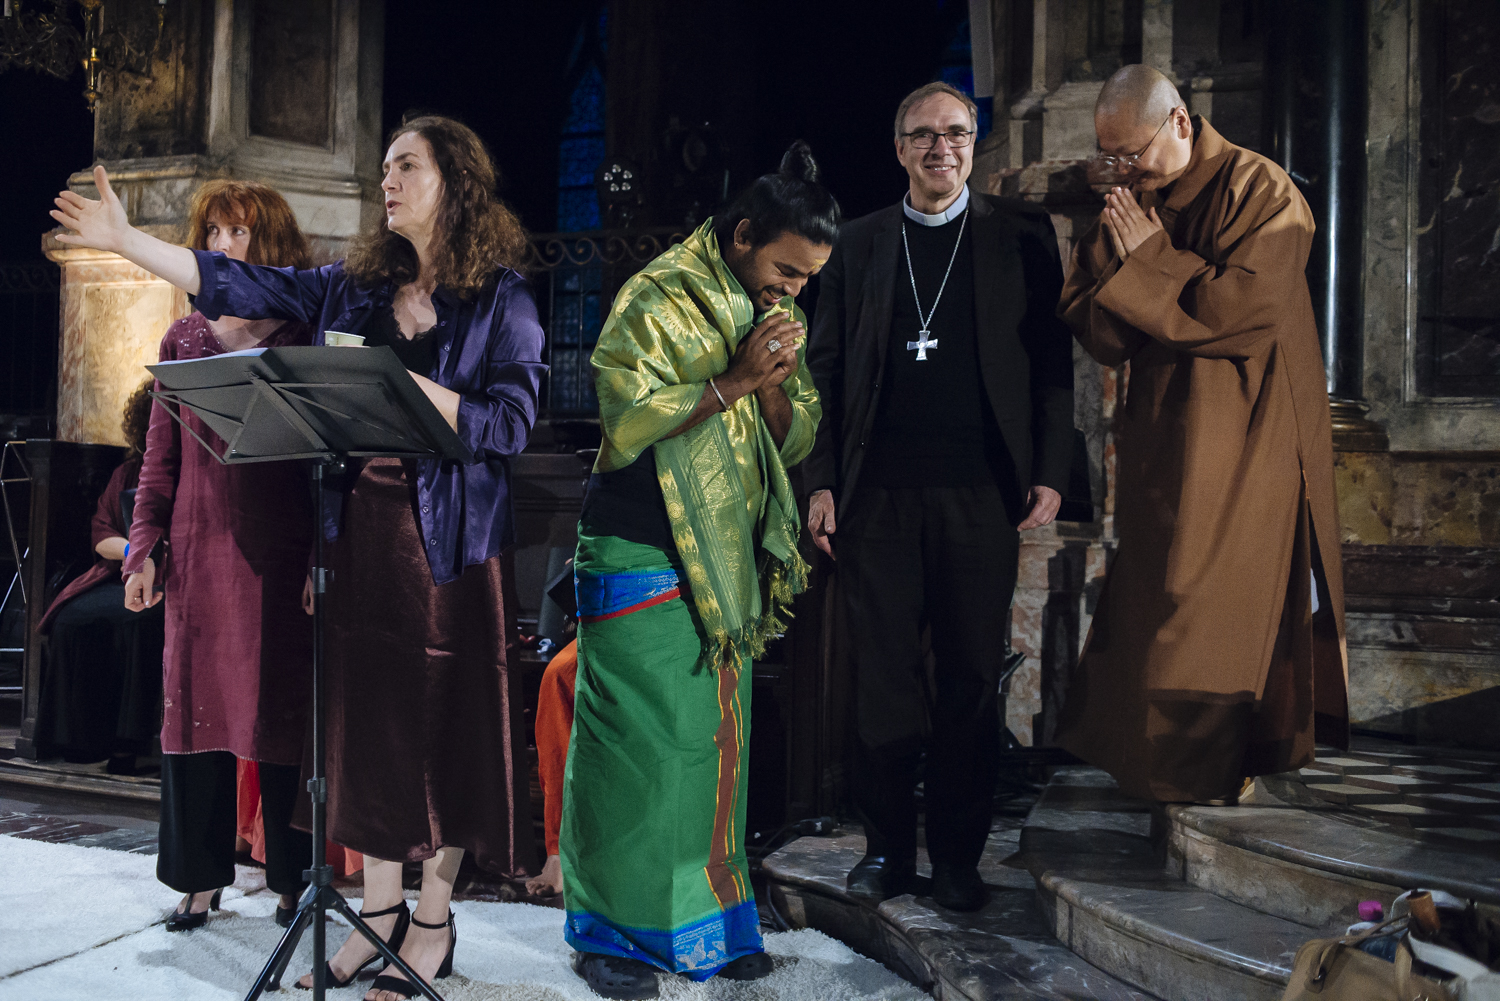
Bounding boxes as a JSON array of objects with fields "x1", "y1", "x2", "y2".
[{"x1": 122, "y1": 313, "x2": 315, "y2": 765}]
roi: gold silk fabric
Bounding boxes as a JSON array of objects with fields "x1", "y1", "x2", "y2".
[{"x1": 591, "y1": 219, "x2": 821, "y2": 668}]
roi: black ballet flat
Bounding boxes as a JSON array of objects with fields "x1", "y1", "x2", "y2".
[
  {"x1": 367, "y1": 910, "x2": 455, "y2": 999},
  {"x1": 165, "y1": 887, "x2": 222, "y2": 932},
  {"x1": 275, "y1": 903, "x2": 295, "y2": 928},
  {"x1": 295, "y1": 900, "x2": 409, "y2": 990}
]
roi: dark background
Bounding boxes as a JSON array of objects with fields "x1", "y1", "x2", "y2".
[{"x1": 1, "y1": 0, "x2": 971, "y2": 261}]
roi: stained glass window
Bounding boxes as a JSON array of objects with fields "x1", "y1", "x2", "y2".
[
  {"x1": 937, "y1": 16, "x2": 992, "y2": 141},
  {"x1": 556, "y1": 8, "x2": 608, "y2": 232}
]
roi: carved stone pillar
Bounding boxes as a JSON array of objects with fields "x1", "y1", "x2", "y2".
[{"x1": 46, "y1": 0, "x2": 384, "y2": 445}]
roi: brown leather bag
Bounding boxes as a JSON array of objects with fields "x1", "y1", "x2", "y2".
[{"x1": 1282, "y1": 918, "x2": 1457, "y2": 1001}]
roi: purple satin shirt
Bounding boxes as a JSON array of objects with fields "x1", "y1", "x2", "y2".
[{"x1": 191, "y1": 249, "x2": 547, "y2": 586}]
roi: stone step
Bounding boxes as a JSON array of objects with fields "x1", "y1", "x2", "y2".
[
  {"x1": 1020, "y1": 768, "x2": 1310, "y2": 1001},
  {"x1": 0, "y1": 758, "x2": 160, "y2": 803},
  {"x1": 1166, "y1": 798, "x2": 1500, "y2": 924},
  {"x1": 762, "y1": 826, "x2": 1153, "y2": 1000}
]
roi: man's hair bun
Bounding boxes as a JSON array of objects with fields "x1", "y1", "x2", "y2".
[
  {"x1": 715, "y1": 139, "x2": 841, "y2": 251},
  {"x1": 778, "y1": 140, "x2": 820, "y2": 184}
]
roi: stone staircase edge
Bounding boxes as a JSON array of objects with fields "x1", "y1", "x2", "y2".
[{"x1": 1033, "y1": 867, "x2": 1297, "y2": 987}]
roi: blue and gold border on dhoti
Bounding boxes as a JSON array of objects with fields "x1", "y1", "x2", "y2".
[{"x1": 564, "y1": 900, "x2": 762, "y2": 981}]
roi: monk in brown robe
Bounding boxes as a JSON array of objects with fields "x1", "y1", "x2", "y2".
[{"x1": 1054, "y1": 65, "x2": 1348, "y2": 803}]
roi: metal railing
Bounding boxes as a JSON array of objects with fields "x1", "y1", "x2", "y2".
[
  {"x1": 523, "y1": 228, "x2": 686, "y2": 418},
  {"x1": 0, "y1": 263, "x2": 59, "y2": 418}
]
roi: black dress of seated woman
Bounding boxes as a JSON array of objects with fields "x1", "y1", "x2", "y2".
[{"x1": 34, "y1": 379, "x2": 165, "y2": 774}]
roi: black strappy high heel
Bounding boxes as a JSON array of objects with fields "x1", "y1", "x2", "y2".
[
  {"x1": 295, "y1": 900, "x2": 410, "y2": 991},
  {"x1": 165, "y1": 887, "x2": 222, "y2": 932},
  {"x1": 368, "y1": 911, "x2": 456, "y2": 999}
]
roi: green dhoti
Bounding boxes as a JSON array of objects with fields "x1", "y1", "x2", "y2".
[
  {"x1": 561, "y1": 532, "x2": 759, "y2": 978},
  {"x1": 561, "y1": 218, "x2": 820, "y2": 978}
]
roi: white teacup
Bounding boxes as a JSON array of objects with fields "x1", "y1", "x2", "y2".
[{"x1": 324, "y1": 331, "x2": 366, "y2": 347}]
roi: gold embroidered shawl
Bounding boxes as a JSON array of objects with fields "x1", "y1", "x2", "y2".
[{"x1": 591, "y1": 219, "x2": 820, "y2": 667}]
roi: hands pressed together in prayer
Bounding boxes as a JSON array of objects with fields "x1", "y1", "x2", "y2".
[
  {"x1": 720, "y1": 312, "x2": 805, "y2": 398},
  {"x1": 1101, "y1": 186, "x2": 1165, "y2": 259},
  {"x1": 666, "y1": 312, "x2": 804, "y2": 445}
]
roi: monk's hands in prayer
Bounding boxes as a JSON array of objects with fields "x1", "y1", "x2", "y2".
[
  {"x1": 124, "y1": 557, "x2": 163, "y2": 612},
  {"x1": 1101, "y1": 186, "x2": 1164, "y2": 258},
  {"x1": 808, "y1": 489, "x2": 837, "y2": 560},
  {"x1": 1018, "y1": 485, "x2": 1062, "y2": 530}
]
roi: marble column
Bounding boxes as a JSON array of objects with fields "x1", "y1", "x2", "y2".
[
  {"x1": 1264, "y1": 0, "x2": 1387, "y2": 450},
  {"x1": 46, "y1": 241, "x2": 189, "y2": 446},
  {"x1": 47, "y1": 0, "x2": 384, "y2": 445}
]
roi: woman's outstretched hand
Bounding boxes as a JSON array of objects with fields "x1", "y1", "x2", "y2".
[
  {"x1": 51, "y1": 166, "x2": 131, "y2": 254},
  {"x1": 48, "y1": 165, "x2": 203, "y2": 294}
]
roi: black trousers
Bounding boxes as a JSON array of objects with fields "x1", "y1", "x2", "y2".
[
  {"x1": 840, "y1": 483, "x2": 1019, "y2": 869},
  {"x1": 157, "y1": 751, "x2": 311, "y2": 896},
  {"x1": 36, "y1": 583, "x2": 163, "y2": 759}
]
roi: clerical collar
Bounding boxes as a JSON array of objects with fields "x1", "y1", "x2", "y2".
[{"x1": 903, "y1": 185, "x2": 970, "y2": 226}]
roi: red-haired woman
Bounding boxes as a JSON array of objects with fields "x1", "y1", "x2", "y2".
[
  {"x1": 121, "y1": 180, "x2": 317, "y2": 932},
  {"x1": 53, "y1": 117, "x2": 545, "y2": 1001}
]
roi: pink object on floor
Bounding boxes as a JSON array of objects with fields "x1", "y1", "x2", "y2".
[{"x1": 1358, "y1": 900, "x2": 1384, "y2": 922}]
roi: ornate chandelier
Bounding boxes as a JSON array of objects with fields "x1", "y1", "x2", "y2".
[{"x1": 1, "y1": 0, "x2": 167, "y2": 112}]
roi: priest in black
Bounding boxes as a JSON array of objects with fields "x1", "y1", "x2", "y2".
[{"x1": 804, "y1": 81, "x2": 1075, "y2": 911}]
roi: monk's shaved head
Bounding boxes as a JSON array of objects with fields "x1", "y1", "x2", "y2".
[
  {"x1": 1090, "y1": 64, "x2": 1194, "y2": 190},
  {"x1": 1096, "y1": 65, "x2": 1184, "y2": 130}
]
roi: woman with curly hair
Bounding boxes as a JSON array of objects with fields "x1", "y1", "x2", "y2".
[
  {"x1": 52, "y1": 115, "x2": 545, "y2": 1001},
  {"x1": 34, "y1": 378, "x2": 164, "y2": 774},
  {"x1": 118, "y1": 180, "x2": 319, "y2": 933}
]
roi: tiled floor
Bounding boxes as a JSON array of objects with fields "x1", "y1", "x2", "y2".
[{"x1": 1275, "y1": 736, "x2": 1500, "y2": 847}]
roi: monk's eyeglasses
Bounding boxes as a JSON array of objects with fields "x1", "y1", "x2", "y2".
[
  {"x1": 901, "y1": 129, "x2": 976, "y2": 149},
  {"x1": 1092, "y1": 112, "x2": 1174, "y2": 169}
]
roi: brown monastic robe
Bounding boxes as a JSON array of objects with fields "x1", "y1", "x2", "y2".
[{"x1": 1055, "y1": 117, "x2": 1348, "y2": 802}]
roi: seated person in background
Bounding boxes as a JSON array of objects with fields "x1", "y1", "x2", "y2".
[
  {"x1": 525, "y1": 638, "x2": 577, "y2": 899},
  {"x1": 526, "y1": 559, "x2": 581, "y2": 899},
  {"x1": 35, "y1": 379, "x2": 164, "y2": 774}
]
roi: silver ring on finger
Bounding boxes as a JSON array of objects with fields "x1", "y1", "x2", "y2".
[{"x1": 767, "y1": 339, "x2": 782, "y2": 352}]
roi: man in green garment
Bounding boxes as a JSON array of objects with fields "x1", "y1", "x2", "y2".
[{"x1": 562, "y1": 141, "x2": 838, "y2": 999}]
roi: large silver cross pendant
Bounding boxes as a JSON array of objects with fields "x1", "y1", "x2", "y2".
[{"x1": 906, "y1": 330, "x2": 938, "y2": 361}]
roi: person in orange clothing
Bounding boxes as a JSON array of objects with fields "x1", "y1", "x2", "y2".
[{"x1": 526, "y1": 639, "x2": 577, "y2": 898}]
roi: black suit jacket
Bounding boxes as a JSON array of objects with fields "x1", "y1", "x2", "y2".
[{"x1": 805, "y1": 192, "x2": 1075, "y2": 519}]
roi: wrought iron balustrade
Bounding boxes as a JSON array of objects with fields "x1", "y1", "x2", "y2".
[{"x1": 523, "y1": 228, "x2": 685, "y2": 418}]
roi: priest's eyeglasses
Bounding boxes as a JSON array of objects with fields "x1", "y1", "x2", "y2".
[
  {"x1": 1091, "y1": 111, "x2": 1174, "y2": 170},
  {"x1": 902, "y1": 129, "x2": 976, "y2": 149}
]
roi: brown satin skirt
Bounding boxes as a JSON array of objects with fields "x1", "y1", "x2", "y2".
[{"x1": 298, "y1": 458, "x2": 536, "y2": 876}]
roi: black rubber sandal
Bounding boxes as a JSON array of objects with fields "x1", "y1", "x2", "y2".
[
  {"x1": 295, "y1": 900, "x2": 410, "y2": 990},
  {"x1": 368, "y1": 910, "x2": 455, "y2": 999},
  {"x1": 717, "y1": 950, "x2": 775, "y2": 981},
  {"x1": 571, "y1": 951, "x2": 661, "y2": 999}
]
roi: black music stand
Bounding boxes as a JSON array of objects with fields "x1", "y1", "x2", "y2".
[{"x1": 148, "y1": 345, "x2": 473, "y2": 1001}]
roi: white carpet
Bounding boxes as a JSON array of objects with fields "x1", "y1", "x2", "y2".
[{"x1": 0, "y1": 835, "x2": 926, "y2": 1001}]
